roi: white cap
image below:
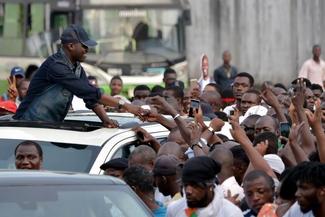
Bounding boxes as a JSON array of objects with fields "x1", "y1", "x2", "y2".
[
  {"x1": 264, "y1": 154, "x2": 285, "y2": 174},
  {"x1": 244, "y1": 105, "x2": 268, "y2": 118}
]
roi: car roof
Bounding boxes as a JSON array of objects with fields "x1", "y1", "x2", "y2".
[
  {"x1": 65, "y1": 112, "x2": 143, "y2": 126},
  {"x1": 0, "y1": 122, "x2": 168, "y2": 146},
  {"x1": 0, "y1": 126, "x2": 120, "y2": 146},
  {"x1": 0, "y1": 170, "x2": 125, "y2": 186}
]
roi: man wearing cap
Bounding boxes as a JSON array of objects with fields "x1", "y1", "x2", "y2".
[
  {"x1": 166, "y1": 156, "x2": 243, "y2": 217},
  {"x1": 13, "y1": 24, "x2": 142, "y2": 126},
  {"x1": 153, "y1": 155, "x2": 182, "y2": 203},
  {"x1": 100, "y1": 158, "x2": 128, "y2": 179},
  {"x1": 2, "y1": 66, "x2": 25, "y2": 102}
]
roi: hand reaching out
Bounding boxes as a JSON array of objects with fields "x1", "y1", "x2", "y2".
[
  {"x1": 288, "y1": 122, "x2": 304, "y2": 144},
  {"x1": 228, "y1": 108, "x2": 240, "y2": 123},
  {"x1": 229, "y1": 120, "x2": 251, "y2": 144},
  {"x1": 187, "y1": 122, "x2": 202, "y2": 146},
  {"x1": 305, "y1": 99, "x2": 321, "y2": 128},
  {"x1": 102, "y1": 119, "x2": 119, "y2": 128},
  {"x1": 150, "y1": 96, "x2": 177, "y2": 116},
  {"x1": 291, "y1": 78, "x2": 306, "y2": 109},
  {"x1": 132, "y1": 126, "x2": 155, "y2": 143},
  {"x1": 261, "y1": 82, "x2": 280, "y2": 108},
  {"x1": 209, "y1": 117, "x2": 225, "y2": 132},
  {"x1": 255, "y1": 140, "x2": 268, "y2": 156}
]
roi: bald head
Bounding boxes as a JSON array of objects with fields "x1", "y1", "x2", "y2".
[
  {"x1": 128, "y1": 145, "x2": 156, "y2": 171},
  {"x1": 255, "y1": 115, "x2": 279, "y2": 137},
  {"x1": 158, "y1": 142, "x2": 186, "y2": 163},
  {"x1": 209, "y1": 146, "x2": 234, "y2": 167},
  {"x1": 209, "y1": 146, "x2": 234, "y2": 183},
  {"x1": 200, "y1": 91, "x2": 222, "y2": 112}
]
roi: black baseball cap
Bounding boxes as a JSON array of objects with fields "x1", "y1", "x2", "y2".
[
  {"x1": 60, "y1": 24, "x2": 97, "y2": 47},
  {"x1": 100, "y1": 158, "x2": 128, "y2": 171}
]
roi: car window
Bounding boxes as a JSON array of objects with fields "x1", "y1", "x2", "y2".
[
  {"x1": 0, "y1": 139, "x2": 101, "y2": 173},
  {"x1": 0, "y1": 185, "x2": 152, "y2": 217}
]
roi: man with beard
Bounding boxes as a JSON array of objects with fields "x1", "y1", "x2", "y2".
[
  {"x1": 166, "y1": 156, "x2": 243, "y2": 217},
  {"x1": 13, "y1": 25, "x2": 141, "y2": 126},
  {"x1": 283, "y1": 162, "x2": 325, "y2": 217}
]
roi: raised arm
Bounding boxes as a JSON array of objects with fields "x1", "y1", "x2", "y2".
[
  {"x1": 288, "y1": 122, "x2": 309, "y2": 163},
  {"x1": 230, "y1": 120, "x2": 276, "y2": 179},
  {"x1": 306, "y1": 99, "x2": 325, "y2": 163},
  {"x1": 291, "y1": 79, "x2": 316, "y2": 155},
  {"x1": 260, "y1": 83, "x2": 287, "y2": 123}
]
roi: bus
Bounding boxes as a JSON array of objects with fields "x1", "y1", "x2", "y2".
[{"x1": 0, "y1": 0, "x2": 190, "y2": 93}]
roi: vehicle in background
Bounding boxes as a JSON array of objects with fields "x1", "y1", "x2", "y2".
[
  {"x1": 0, "y1": 170, "x2": 153, "y2": 217},
  {"x1": 0, "y1": 0, "x2": 190, "y2": 89}
]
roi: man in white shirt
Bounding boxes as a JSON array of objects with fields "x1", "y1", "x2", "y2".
[
  {"x1": 209, "y1": 146, "x2": 244, "y2": 203},
  {"x1": 166, "y1": 156, "x2": 243, "y2": 217},
  {"x1": 298, "y1": 45, "x2": 325, "y2": 89}
]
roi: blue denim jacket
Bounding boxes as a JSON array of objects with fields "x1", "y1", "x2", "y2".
[{"x1": 13, "y1": 49, "x2": 101, "y2": 122}]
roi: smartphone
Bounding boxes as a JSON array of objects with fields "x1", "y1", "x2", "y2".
[
  {"x1": 229, "y1": 110, "x2": 235, "y2": 116},
  {"x1": 136, "y1": 131, "x2": 144, "y2": 141},
  {"x1": 188, "y1": 99, "x2": 200, "y2": 117},
  {"x1": 280, "y1": 122, "x2": 290, "y2": 138}
]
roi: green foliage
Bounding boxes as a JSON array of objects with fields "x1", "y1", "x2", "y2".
[{"x1": 0, "y1": 80, "x2": 7, "y2": 96}]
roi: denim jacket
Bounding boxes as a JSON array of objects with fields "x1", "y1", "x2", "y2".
[{"x1": 13, "y1": 49, "x2": 101, "y2": 122}]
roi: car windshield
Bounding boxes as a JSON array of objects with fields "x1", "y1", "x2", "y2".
[
  {"x1": 84, "y1": 8, "x2": 181, "y2": 53},
  {"x1": 0, "y1": 185, "x2": 151, "y2": 217},
  {"x1": 0, "y1": 139, "x2": 101, "y2": 173},
  {"x1": 83, "y1": 8, "x2": 183, "y2": 68}
]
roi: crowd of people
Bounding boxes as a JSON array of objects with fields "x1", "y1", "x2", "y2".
[{"x1": 1, "y1": 24, "x2": 325, "y2": 217}]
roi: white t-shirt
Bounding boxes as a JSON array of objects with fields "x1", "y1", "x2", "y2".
[
  {"x1": 221, "y1": 176, "x2": 245, "y2": 200},
  {"x1": 167, "y1": 185, "x2": 243, "y2": 217},
  {"x1": 283, "y1": 202, "x2": 314, "y2": 217}
]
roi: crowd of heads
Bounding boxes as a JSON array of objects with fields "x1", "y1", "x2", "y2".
[{"x1": 4, "y1": 46, "x2": 325, "y2": 217}]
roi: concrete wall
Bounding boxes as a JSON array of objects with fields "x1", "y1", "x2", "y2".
[{"x1": 186, "y1": 0, "x2": 325, "y2": 86}]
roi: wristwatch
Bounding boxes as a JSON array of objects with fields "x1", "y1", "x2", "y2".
[
  {"x1": 208, "y1": 126, "x2": 215, "y2": 133},
  {"x1": 191, "y1": 142, "x2": 203, "y2": 150},
  {"x1": 118, "y1": 99, "x2": 125, "y2": 110}
]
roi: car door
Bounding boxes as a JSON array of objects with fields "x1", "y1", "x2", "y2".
[{"x1": 89, "y1": 124, "x2": 169, "y2": 174}]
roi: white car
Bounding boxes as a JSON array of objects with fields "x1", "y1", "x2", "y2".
[
  {"x1": 0, "y1": 114, "x2": 169, "y2": 174},
  {"x1": 0, "y1": 111, "x2": 233, "y2": 174},
  {"x1": 0, "y1": 170, "x2": 153, "y2": 217}
]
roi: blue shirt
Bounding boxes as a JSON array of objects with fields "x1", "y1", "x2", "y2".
[
  {"x1": 13, "y1": 49, "x2": 102, "y2": 121},
  {"x1": 153, "y1": 201, "x2": 167, "y2": 217},
  {"x1": 243, "y1": 209, "x2": 257, "y2": 217}
]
